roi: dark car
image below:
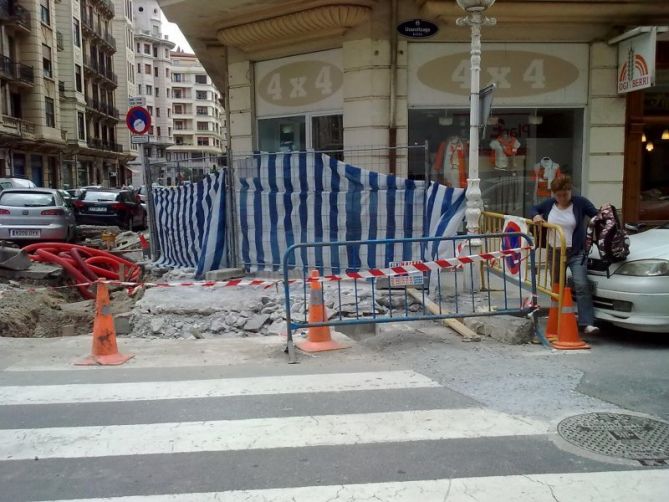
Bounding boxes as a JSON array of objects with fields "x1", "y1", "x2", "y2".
[{"x1": 73, "y1": 189, "x2": 146, "y2": 230}]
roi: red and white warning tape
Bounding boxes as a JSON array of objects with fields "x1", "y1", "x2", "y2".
[{"x1": 18, "y1": 246, "x2": 530, "y2": 293}]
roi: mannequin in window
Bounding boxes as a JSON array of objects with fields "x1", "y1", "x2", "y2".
[
  {"x1": 432, "y1": 134, "x2": 467, "y2": 188},
  {"x1": 489, "y1": 130, "x2": 521, "y2": 170},
  {"x1": 532, "y1": 156, "x2": 561, "y2": 204}
]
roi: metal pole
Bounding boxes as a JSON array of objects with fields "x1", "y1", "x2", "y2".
[
  {"x1": 143, "y1": 145, "x2": 159, "y2": 260},
  {"x1": 457, "y1": 1, "x2": 496, "y2": 292}
]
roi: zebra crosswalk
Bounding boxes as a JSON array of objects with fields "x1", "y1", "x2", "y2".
[{"x1": 0, "y1": 365, "x2": 667, "y2": 501}]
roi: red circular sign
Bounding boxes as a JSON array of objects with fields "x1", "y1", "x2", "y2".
[
  {"x1": 125, "y1": 106, "x2": 151, "y2": 135},
  {"x1": 502, "y1": 220, "x2": 522, "y2": 275}
]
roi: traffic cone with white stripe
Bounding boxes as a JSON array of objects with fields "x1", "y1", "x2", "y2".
[
  {"x1": 545, "y1": 283, "x2": 560, "y2": 341},
  {"x1": 75, "y1": 281, "x2": 135, "y2": 365},
  {"x1": 296, "y1": 270, "x2": 349, "y2": 353},
  {"x1": 551, "y1": 287, "x2": 590, "y2": 350}
]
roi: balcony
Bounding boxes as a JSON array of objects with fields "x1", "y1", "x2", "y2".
[
  {"x1": 87, "y1": 137, "x2": 123, "y2": 152},
  {"x1": 92, "y1": 0, "x2": 115, "y2": 18},
  {"x1": 81, "y1": 11, "x2": 116, "y2": 51},
  {"x1": 0, "y1": 0, "x2": 30, "y2": 33},
  {"x1": 85, "y1": 96, "x2": 119, "y2": 120},
  {"x1": 1, "y1": 115, "x2": 36, "y2": 138},
  {"x1": 0, "y1": 55, "x2": 34, "y2": 86},
  {"x1": 82, "y1": 55, "x2": 118, "y2": 88}
]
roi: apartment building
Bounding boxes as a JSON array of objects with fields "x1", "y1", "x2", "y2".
[
  {"x1": 167, "y1": 50, "x2": 226, "y2": 184},
  {"x1": 0, "y1": 0, "x2": 134, "y2": 188},
  {"x1": 131, "y1": 0, "x2": 173, "y2": 185}
]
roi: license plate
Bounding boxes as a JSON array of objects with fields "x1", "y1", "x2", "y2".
[
  {"x1": 89, "y1": 207, "x2": 107, "y2": 212},
  {"x1": 10, "y1": 229, "x2": 40, "y2": 238}
]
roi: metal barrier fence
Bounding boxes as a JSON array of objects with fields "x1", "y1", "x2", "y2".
[
  {"x1": 282, "y1": 233, "x2": 538, "y2": 362},
  {"x1": 480, "y1": 211, "x2": 567, "y2": 335}
]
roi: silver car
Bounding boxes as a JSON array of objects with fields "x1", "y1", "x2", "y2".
[
  {"x1": 588, "y1": 224, "x2": 669, "y2": 333},
  {"x1": 0, "y1": 188, "x2": 76, "y2": 242}
]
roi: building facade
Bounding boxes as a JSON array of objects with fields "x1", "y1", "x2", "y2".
[
  {"x1": 167, "y1": 50, "x2": 226, "y2": 184},
  {"x1": 159, "y1": 0, "x2": 669, "y2": 224},
  {"x1": 0, "y1": 0, "x2": 135, "y2": 188},
  {"x1": 130, "y1": 0, "x2": 174, "y2": 186}
]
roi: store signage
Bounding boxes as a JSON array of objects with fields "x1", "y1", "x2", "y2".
[
  {"x1": 617, "y1": 30, "x2": 656, "y2": 94},
  {"x1": 257, "y1": 61, "x2": 343, "y2": 107},
  {"x1": 408, "y1": 43, "x2": 589, "y2": 107},
  {"x1": 126, "y1": 106, "x2": 151, "y2": 135},
  {"x1": 417, "y1": 51, "x2": 578, "y2": 97},
  {"x1": 397, "y1": 19, "x2": 438, "y2": 39}
]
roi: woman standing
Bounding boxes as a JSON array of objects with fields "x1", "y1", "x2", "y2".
[{"x1": 530, "y1": 175, "x2": 600, "y2": 334}]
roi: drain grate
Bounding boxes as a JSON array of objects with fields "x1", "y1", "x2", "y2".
[{"x1": 558, "y1": 412, "x2": 669, "y2": 463}]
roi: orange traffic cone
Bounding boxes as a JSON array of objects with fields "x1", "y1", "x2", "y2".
[
  {"x1": 296, "y1": 270, "x2": 349, "y2": 353},
  {"x1": 545, "y1": 283, "x2": 560, "y2": 341},
  {"x1": 75, "y1": 281, "x2": 135, "y2": 365},
  {"x1": 551, "y1": 287, "x2": 590, "y2": 350}
]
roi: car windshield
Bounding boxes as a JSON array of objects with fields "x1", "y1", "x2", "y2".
[
  {"x1": 84, "y1": 191, "x2": 119, "y2": 202},
  {"x1": 0, "y1": 192, "x2": 55, "y2": 207}
]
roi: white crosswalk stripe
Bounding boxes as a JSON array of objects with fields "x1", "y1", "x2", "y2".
[
  {"x1": 43, "y1": 470, "x2": 669, "y2": 502},
  {"x1": 0, "y1": 370, "x2": 439, "y2": 405},
  {"x1": 0, "y1": 367, "x2": 666, "y2": 502}
]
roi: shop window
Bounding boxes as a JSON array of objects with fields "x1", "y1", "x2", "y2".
[
  {"x1": 258, "y1": 116, "x2": 306, "y2": 153},
  {"x1": 312, "y1": 114, "x2": 343, "y2": 153},
  {"x1": 408, "y1": 108, "x2": 584, "y2": 217}
]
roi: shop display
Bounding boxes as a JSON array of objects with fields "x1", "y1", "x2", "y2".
[
  {"x1": 532, "y1": 156, "x2": 561, "y2": 203},
  {"x1": 433, "y1": 135, "x2": 467, "y2": 188},
  {"x1": 489, "y1": 131, "x2": 521, "y2": 171}
]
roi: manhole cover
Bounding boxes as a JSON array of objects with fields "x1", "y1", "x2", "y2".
[{"x1": 558, "y1": 412, "x2": 669, "y2": 462}]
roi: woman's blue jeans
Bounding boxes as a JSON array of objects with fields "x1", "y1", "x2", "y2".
[{"x1": 549, "y1": 248, "x2": 595, "y2": 327}]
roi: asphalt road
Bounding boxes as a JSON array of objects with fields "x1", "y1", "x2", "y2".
[{"x1": 0, "y1": 325, "x2": 667, "y2": 501}]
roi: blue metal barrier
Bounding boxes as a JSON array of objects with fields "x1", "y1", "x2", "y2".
[{"x1": 282, "y1": 233, "x2": 541, "y2": 362}]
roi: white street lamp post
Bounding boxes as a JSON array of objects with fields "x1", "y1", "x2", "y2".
[{"x1": 456, "y1": 0, "x2": 496, "y2": 238}]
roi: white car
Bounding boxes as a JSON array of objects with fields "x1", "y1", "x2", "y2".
[{"x1": 587, "y1": 224, "x2": 669, "y2": 333}]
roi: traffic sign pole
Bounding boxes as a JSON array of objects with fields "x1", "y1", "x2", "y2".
[{"x1": 143, "y1": 144, "x2": 160, "y2": 260}]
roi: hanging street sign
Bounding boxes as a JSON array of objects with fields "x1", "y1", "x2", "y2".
[
  {"x1": 397, "y1": 19, "x2": 439, "y2": 39},
  {"x1": 126, "y1": 106, "x2": 151, "y2": 135},
  {"x1": 128, "y1": 96, "x2": 146, "y2": 107},
  {"x1": 617, "y1": 29, "x2": 657, "y2": 94}
]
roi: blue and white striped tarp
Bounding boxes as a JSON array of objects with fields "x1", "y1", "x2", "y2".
[
  {"x1": 236, "y1": 152, "x2": 465, "y2": 273},
  {"x1": 152, "y1": 172, "x2": 227, "y2": 276}
]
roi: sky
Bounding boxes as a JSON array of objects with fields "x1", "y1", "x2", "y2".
[{"x1": 161, "y1": 12, "x2": 193, "y2": 53}]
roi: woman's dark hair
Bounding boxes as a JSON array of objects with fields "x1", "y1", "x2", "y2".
[{"x1": 551, "y1": 175, "x2": 573, "y2": 192}]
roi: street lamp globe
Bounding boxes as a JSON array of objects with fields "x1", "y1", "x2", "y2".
[{"x1": 456, "y1": 0, "x2": 495, "y2": 12}]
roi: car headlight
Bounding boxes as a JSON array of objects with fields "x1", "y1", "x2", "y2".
[{"x1": 615, "y1": 259, "x2": 669, "y2": 277}]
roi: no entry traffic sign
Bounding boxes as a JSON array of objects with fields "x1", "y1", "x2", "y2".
[{"x1": 126, "y1": 106, "x2": 151, "y2": 135}]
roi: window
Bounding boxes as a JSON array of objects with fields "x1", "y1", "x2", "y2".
[
  {"x1": 196, "y1": 106, "x2": 207, "y2": 115},
  {"x1": 155, "y1": 88, "x2": 159, "y2": 97},
  {"x1": 165, "y1": 48, "x2": 169, "y2": 58},
  {"x1": 149, "y1": 126, "x2": 154, "y2": 135},
  {"x1": 73, "y1": 18, "x2": 81, "y2": 47},
  {"x1": 173, "y1": 89, "x2": 182, "y2": 99},
  {"x1": 138, "y1": 84, "x2": 142, "y2": 94},
  {"x1": 153, "y1": 47, "x2": 158, "y2": 58},
  {"x1": 156, "y1": 108, "x2": 160, "y2": 118},
  {"x1": 167, "y1": 108, "x2": 171, "y2": 118},
  {"x1": 78, "y1": 112, "x2": 85, "y2": 140},
  {"x1": 144, "y1": 43, "x2": 151, "y2": 54},
  {"x1": 165, "y1": 68, "x2": 169, "y2": 78},
  {"x1": 166, "y1": 88, "x2": 170, "y2": 98},
  {"x1": 144, "y1": 64, "x2": 151, "y2": 74},
  {"x1": 154, "y1": 66, "x2": 158, "y2": 77},
  {"x1": 197, "y1": 122, "x2": 208, "y2": 131},
  {"x1": 157, "y1": 127, "x2": 161, "y2": 137},
  {"x1": 40, "y1": 0, "x2": 50, "y2": 25},
  {"x1": 136, "y1": 42, "x2": 140, "y2": 53},
  {"x1": 196, "y1": 90, "x2": 207, "y2": 100},
  {"x1": 42, "y1": 44, "x2": 52, "y2": 78},
  {"x1": 258, "y1": 115, "x2": 307, "y2": 152},
  {"x1": 45, "y1": 98, "x2": 55, "y2": 127},
  {"x1": 168, "y1": 127, "x2": 171, "y2": 136},
  {"x1": 173, "y1": 73, "x2": 183, "y2": 83},
  {"x1": 195, "y1": 74, "x2": 207, "y2": 84},
  {"x1": 197, "y1": 137, "x2": 209, "y2": 146},
  {"x1": 75, "y1": 64, "x2": 82, "y2": 92},
  {"x1": 146, "y1": 84, "x2": 152, "y2": 95},
  {"x1": 147, "y1": 105, "x2": 153, "y2": 114},
  {"x1": 174, "y1": 105, "x2": 182, "y2": 114}
]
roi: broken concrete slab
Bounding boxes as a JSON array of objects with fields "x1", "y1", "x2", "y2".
[
  {"x1": 244, "y1": 314, "x2": 270, "y2": 333},
  {"x1": 0, "y1": 247, "x2": 31, "y2": 271},
  {"x1": 463, "y1": 315, "x2": 533, "y2": 345},
  {"x1": 0, "y1": 262, "x2": 63, "y2": 280},
  {"x1": 204, "y1": 268, "x2": 245, "y2": 282},
  {"x1": 60, "y1": 300, "x2": 94, "y2": 315}
]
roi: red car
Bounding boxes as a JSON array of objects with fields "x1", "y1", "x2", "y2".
[{"x1": 73, "y1": 189, "x2": 147, "y2": 230}]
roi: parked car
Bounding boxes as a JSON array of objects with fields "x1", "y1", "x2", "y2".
[
  {"x1": 73, "y1": 188, "x2": 146, "y2": 230},
  {"x1": 0, "y1": 188, "x2": 76, "y2": 242},
  {"x1": 587, "y1": 224, "x2": 669, "y2": 333},
  {"x1": 0, "y1": 177, "x2": 37, "y2": 191}
]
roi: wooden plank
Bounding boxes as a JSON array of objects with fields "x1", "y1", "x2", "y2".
[{"x1": 406, "y1": 288, "x2": 481, "y2": 342}]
